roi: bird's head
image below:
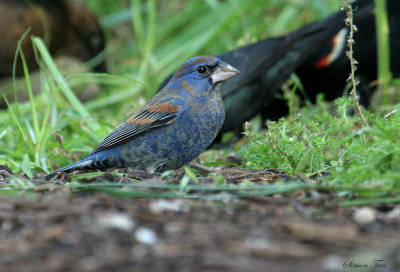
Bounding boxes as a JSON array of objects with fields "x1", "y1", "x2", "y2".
[
  {"x1": 62, "y1": 0, "x2": 107, "y2": 73},
  {"x1": 171, "y1": 55, "x2": 239, "y2": 94}
]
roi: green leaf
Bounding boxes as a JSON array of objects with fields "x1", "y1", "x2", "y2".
[{"x1": 21, "y1": 154, "x2": 33, "y2": 179}]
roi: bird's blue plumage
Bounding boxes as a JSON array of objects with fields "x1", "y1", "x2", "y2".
[{"x1": 46, "y1": 56, "x2": 239, "y2": 179}]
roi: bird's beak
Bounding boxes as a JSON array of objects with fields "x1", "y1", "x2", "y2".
[{"x1": 210, "y1": 61, "x2": 239, "y2": 84}]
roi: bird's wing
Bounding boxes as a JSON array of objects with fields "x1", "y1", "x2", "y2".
[{"x1": 88, "y1": 101, "x2": 181, "y2": 155}]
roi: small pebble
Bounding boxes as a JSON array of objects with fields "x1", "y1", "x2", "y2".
[
  {"x1": 387, "y1": 206, "x2": 400, "y2": 219},
  {"x1": 149, "y1": 199, "x2": 186, "y2": 214},
  {"x1": 135, "y1": 227, "x2": 158, "y2": 245},
  {"x1": 97, "y1": 213, "x2": 135, "y2": 232},
  {"x1": 353, "y1": 207, "x2": 376, "y2": 225},
  {"x1": 1, "y1": 220, "x2": 13, "y2": 231},
  {"x1": 322, "y1": 254, "x2": 345, "y2": 271},
  {"x1": 245, "y1": 236, "x2": 270, "y2": 249}
]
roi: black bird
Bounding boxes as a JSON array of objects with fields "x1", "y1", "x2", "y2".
[
  {"x1": 0, "y1": 0, "x2": 106, "y2": 78},
  {"x1": 158, "y1": 0, "x2": 374, "y2": 140}
]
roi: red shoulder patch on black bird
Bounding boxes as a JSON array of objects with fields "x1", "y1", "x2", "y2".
[{"x1": 314, "y1": 28, "x2": 348, "y2": 69}]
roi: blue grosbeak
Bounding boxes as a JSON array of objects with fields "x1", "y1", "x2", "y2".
[
  {"x1": 46, "y1": 56, "x2": 239, "y2": 179},
  {"x1": 158, "y1": 0, "x2": 374, "y2": 139},
  {"x1": 0, "y1": 0, "x2": 106, "y2": 78}
]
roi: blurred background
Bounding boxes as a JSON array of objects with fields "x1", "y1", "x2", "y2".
[{"x1": 80, "y1": 0, "x2": 339, "y2": 119}]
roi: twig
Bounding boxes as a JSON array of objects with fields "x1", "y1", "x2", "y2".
[
  {"x1": 341, "y1": 1, "x2": 369, "y2": 127},
  {"x1": 188, "y1": 162, "x2": 222, "y2": 175}
]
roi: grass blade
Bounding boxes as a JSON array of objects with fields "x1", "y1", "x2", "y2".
[
  {"x1": 31, "y1": 37, "x2": 100, "y2": 132},
  {"x1": 374, "y1": 0, "x2": 392, "y2": 104}
]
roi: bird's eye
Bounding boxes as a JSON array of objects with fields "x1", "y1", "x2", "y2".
[
  {"x1": 197, "y1": 66, "x2": 208, "y2": 74},
  {"x1": 89, "y1": 35, "x2": 103, "y2": 50}
]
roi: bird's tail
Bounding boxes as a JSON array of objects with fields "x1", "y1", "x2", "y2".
[{"x1": 45, "y1": 159, "x2": 94, "y2": 180}]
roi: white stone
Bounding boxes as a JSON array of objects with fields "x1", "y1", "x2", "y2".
[
  {"x1": 149, "y1": 199, "x2": 186, "y2": 214},
  {"x1": 387, "y1": 206, "x2": 400, "y2": 219},
  {"x1": 322, "y1": 255, "x2": 345, "y2": 271},
  {"x1": 353, "y1": 207, "x2": 376, "y2": 225},
  {"x1": 97, "y1": 213, "x2": 135, "y2": 232},
  {"x1": 135, "y1": 227, "x2": 158, "y2": 245}
]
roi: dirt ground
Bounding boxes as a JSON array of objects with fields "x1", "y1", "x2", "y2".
[{"x1": 0, "y1": 167, "x2": 399, "y2": 272}]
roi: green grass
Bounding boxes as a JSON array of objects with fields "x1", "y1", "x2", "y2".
[
  {"x1": 1, "y1": 0, "x2": 399, "y2": 206},
  {"x1": 374, "y1": 0, "x2": 392, "y2": 104},
  {"x1": 240, "y1": 94, "x2": 400, "y2": 199},
  {"x1": 0, "y1": 0, "x2": 339, "y2": 175},
  {"x1": 240, "y1": 0, "x2": 400, "y2": 203}
]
